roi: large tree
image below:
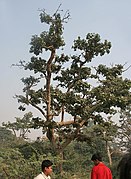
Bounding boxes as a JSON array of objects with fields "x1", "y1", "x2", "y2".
[{"x1": 14, "y1": 7, "x2": 131, "y2": 173}]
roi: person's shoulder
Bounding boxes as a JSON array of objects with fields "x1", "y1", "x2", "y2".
[
  {"x1": 34, "y1": 173, "x2": 43, "y2": 179},
  {"x1": 94, "y1": 162, "x2": 107, "y2": 170},
  {"x1": 99, "y1": 162, "x2": 109, "y2": 167},
  {"x1": 34, "y1": 173, "x2": 51, "y2": 179},
  {"x1": 92, "y1": 165, "x2": 98, "y2": 172}
]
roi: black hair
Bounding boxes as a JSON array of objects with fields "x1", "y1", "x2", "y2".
[
  {"x1": 41, "y1": 159, "x2": 53, "y2": 171},
  {"x1": 118, "y1": 152, "x2": 131, "y2": 179},
  {"x1": 91, "y1": 153, "x2": 102, "y2": 161}
]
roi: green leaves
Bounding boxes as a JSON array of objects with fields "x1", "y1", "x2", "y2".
[
  {"x1": 40, "y1": 11, "x2": 53, "y2": 24},
  {"x1": 96, "y1": 64, "x2": 123, "y2": 78},
  {"x1": 13, "y1": 8, "x2": 131, "y2": 174},
  {"x1": 72, "y1": 33, "x2": 112, "y2": 62},
  {"x1": 30, "y1": 9, "x2": 69, "y2": 55},
  {"x1": 30, "y1": 35, "x2": 44, "y2": 55}
]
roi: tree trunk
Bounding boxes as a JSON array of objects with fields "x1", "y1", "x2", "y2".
[
  {"x1": 56, "y1": 150, "x2": 64, "y2": 177},
  {"x1": 106, "y1": 141, "x2": 112, "y2": 166}
]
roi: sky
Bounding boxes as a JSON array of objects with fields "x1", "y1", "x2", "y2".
[{"x1": 0, "y1": 0, "x2": 131, "y2": 139}]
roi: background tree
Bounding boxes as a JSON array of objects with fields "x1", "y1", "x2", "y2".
[
  {"x1": 77, "y1": 118, "x2": 119, "y2": 166},
  {"x1": 0, "y1": 126, "x2": 53, "y2": 178},
  {"x1": 0, "y1": 127, "x2": 16, "y2": 148},
  {"x1": 118, "y1": 105, "x2": 131, "y2": 151},
  {"x1": 2, "y1": 112, "x2": 33, "y2": 139},
  {"x1": 0, "y1": 123, "x2": 124, "y2": 178},
  {"x1": 94, "y1": 119, "x2": 118, "y2": 166},
  {"x1": 13, "y1": 6, "x2": 131, "y2": 174}
]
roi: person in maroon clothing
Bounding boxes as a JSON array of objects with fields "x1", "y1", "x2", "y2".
[{"x1": 91, "y1": 153, "x2": 112, "y2": 179}]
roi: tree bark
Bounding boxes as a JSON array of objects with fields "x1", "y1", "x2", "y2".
[{"x1": 106, "y1": 141, "x2": 112, "y2": 166}]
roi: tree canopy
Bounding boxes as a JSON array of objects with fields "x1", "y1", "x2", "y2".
[{"x1": 13, "y1": 6, "x2": 131, "y2": 174}]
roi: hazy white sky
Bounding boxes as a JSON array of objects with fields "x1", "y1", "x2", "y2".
[{"x1": 0, "y1": 0, "x2": 131, "y2": 138}]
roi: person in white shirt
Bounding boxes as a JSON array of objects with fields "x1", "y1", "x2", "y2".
[{"x1": 34, "y1": 159, "x2": 53, "y2": 179}]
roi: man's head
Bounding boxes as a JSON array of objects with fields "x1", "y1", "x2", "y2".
[
  {"x1": 41, "y1": 159, "x2": 53, "y2": 176},
  {"x1": 91, "y1": 153, "x2": 102, "y2": 165}
]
